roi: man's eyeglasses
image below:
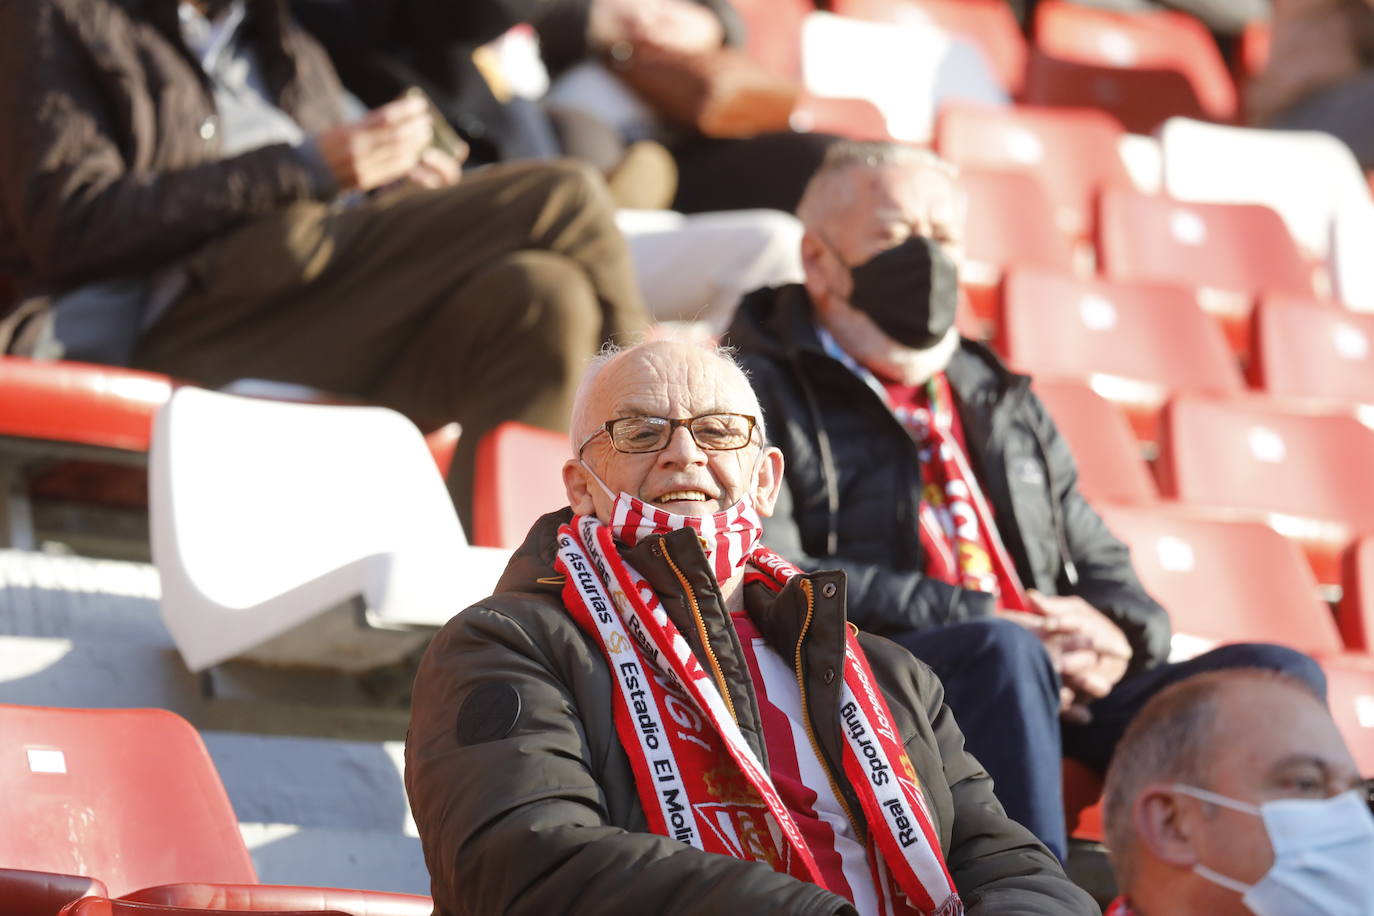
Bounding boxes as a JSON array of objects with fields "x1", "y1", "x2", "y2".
[{"x1": 578, "y1": 413, "x2": 758, "y2": 455}]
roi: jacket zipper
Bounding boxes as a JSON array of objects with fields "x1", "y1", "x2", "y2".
[
  {"x1": 660, "y1": 544, "x2": 739, "y2": 725},
  {"x1": 795, "y1": 579, "x2": 861, "y2": 839}
]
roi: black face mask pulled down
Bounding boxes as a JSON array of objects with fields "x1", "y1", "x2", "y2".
[{"x1": 845, "y1": 235, "x2": 960, "y2": 350}]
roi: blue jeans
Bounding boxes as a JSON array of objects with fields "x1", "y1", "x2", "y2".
[{"x1": 892, "y1": 619, "x2": 1326, "y2": 862}]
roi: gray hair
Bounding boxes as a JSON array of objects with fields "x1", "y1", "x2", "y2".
[
  {"x1": 795, "y1": 141, "x2": 959, "y2": 229},
  {"x1": 1102, "y1": 668, "x2": 1323, "y2": 889},
  {"x1": 567, "y1": 339, "x2": 767, "y2": 456}
]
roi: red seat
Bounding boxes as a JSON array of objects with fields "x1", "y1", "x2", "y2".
[
  {"x1": 937, "y1": 105, "x2": 1129, "y2": 245},
  {"x1": 1062, "y1": 758, "x2": 1105, "y2": 842},
  {"x1": 833, "y1": 0, "x2": 1028, "y2": 94},
  {"x1": 1235, "y1": 19, "x2": 1272, "y2": 99},
  {"x1": 1249, "y1": 296, "x2": 1374, "y2": 405},
  {"x1": 123, "y1": 885, "x2": 431, "y2": 916},
  {"x1": 1156, "y1": 394, "x2": 1374, "y2": 587},
  {"x1": 61, "y1": 900, "x2": 349, "y2": 916},
  {"x1": 1320, "y1": 658, "x2": 1374, "y2": 775},
  {"x1": 1, "y1": 868, "x2": 108, "y2": 916},
  {"x1": 1096, "y1": 504, "x2": 1342, "y2": 656},
  {"x1": 1028, "y1": 1, "x2": 1236, "y2": 131},
  {"x1": 0, "y1": 705, "x2": 257, "y2": 897},
  {"x1": 1097, "y1": 191, "x2": 1314, "y2": 354},
  {"x1": 1339, "y1": 535, "x2": 1374, "y2": 652},
  {"x1": 0, "y1": 357, "x2": 173, "y2": 453},
  {"x1": 470, "y1": 421, "x2": 571, "y2": 549},
  {"x1": 959, "y1": 168, "x2": 1076, "y2": 337},
  {"x1": 1002, "y1": 270, "x2": 1242, "y2": 443},
  {"x1": 1032, "y1": 377, "x2": 1157, "y2": 506}
]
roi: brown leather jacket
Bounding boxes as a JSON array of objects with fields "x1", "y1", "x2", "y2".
[
  {"x1": 0, "y1": 0, "x2": 346, "y2": 304},
  {"x1": 405, "y1": 510, "x2": 1098, "y2": 915}
]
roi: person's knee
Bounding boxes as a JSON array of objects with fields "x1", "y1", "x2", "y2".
[
  {"x1": 965, "y1": 617, "x2": 1057, "y2": 684},
  {"x1": 529, "y1": 157, "x2": 610, "y2": 210},
  {"x1": 480, "y1": 251, "x2": 602, "y2": 357}
]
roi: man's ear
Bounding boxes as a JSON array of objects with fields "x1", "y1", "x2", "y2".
[
  {"x1": 800, "y1": 230, "x2": 832, "y2": 306},
  {"x1": 752, "y1": 446, "x2": 786, "y2": 518},
  {"x1": 563, "y1": 458, "x2": 597, "y2": 517},
  {"x1": 1134, "y1": 784, "x2": 1200, "y2": 870}
]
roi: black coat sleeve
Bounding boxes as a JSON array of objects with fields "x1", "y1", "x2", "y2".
[{"x1": 1027, "y1": 390, "x2": 1173, "y2": 672}]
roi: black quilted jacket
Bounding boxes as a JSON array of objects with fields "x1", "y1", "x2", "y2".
[{"x1": 725, "y1": 283, "x2": 1171, "y2": 674}]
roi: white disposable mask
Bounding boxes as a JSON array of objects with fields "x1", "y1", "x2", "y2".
[
  {"x1": 1173, "y1": 783, "x2": 1374, "y2": 916},
  {"x1": 580, "y1": 461, "x2": 763, "y2": 583}
]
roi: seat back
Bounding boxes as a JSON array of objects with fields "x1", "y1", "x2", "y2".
[
  {"x1": 799, "y1": 12, "x2": 1007, "y2": 144},
  {"x1": 1250, "y1": 297, "x2": 1374, "y2": 404},
  {"x1": 471, "y1": 422, "x2": 571, "y2": 549},
  {"x1": 0, "y1": 358, "x2": 172, "y2": 453},
  {"x1": 1159, "y1": 118, "x2": 1372, "y2": 260},
  {"x1": 1096, "y1": 505, "x2": 1343, "y2": 656},
  {"x1": 1002, "y1": 270, "x2": 1242, "y2": 429},
  {"x1": 1339, "y1": 535, "x2": 1374, "y2": 651},
  {"x1": 150, "y1": 388, "x2": 505, "y2": 671},
  {"x1": 1024, "y1": 50, "x2": 1210, "y2": 135},
  {"x1": 1332, "y1": 201, "x2": 1374, "y2": 313},
  {"x1": 1097, "y1": 190, "x2": 1313, "y2": 300},
  {"x1": 0, "y1": 705, "x2": 256, "y2": 897},
  {"x1": 833, "y1": 0, "x2": 1027, "y2": 94},
  {"x1": 961, "y1": 168, "x2": 1076, "y2": 277},
  {"x1": 1032, "y1": 377, "x2": 1157, "y2": 506},
  {"x1": 1031, "y1": 1, "x2": 1236, "y2": 122},
  {"x1": 61, "y1": 900, "x2": 351, "y2": 916},
  {"x1": 937, "y1": 105, "x2": 1128, "y2": 243},
  {"x1": 0, "y1": 868, "x2": 108, "y2": 916},
  {"x1": 125, "y1": 883, "x2": 432, "y2": 916},
  {"x1": 1156, "y1": 394, "x2": 1374, "y2": 547}
]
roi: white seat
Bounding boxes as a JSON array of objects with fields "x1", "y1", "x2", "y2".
[
  {"x1": 799, "y1": 11, "x2": 1007, "y2": 144},
  {"x1": 150, "y1": 388, "x2": 510, "y2": 672},
  {"x1": 1333, "y1": 201, "x2": 1374, "y2": 314},
  {"x1": 1158, "y1": 117, "x2": 1372, "y2": 260}
]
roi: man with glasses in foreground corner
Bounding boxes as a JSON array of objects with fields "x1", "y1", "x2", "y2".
[{"x1": 404, "y1": 339, "x2": 1097, "y2": 915}]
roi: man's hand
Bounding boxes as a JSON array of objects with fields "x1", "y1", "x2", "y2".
[
  {"x1": 1001, "y1": 592, "x2": 1132, "y2": 723},
  {"x1": 590, "y1": 0, "x2": 724, "y2": 55},
  {"x1": 315, "y1": 95, "x2": 437, "y2": 192},
  {"x1": 406, "y1": 145, "x2": 465, "y2": 190}
]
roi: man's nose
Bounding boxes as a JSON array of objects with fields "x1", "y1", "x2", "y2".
[{"x1": 657, "y1": 424, "x2": 707, "y2": 467}]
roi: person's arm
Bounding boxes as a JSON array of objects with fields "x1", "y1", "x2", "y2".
[
  {"x1": 0, "y1": 3, "x2": 336, "y2": 288},
  {"x1": 764, "y1": 471, "x2": 996, "y2": 636},
  {"x1": 861, "y1": 637, "x2": 1100, "y2": 914},
  {"x1": 1029, "y1": 391, "x2": 1172, "y2": 674},
  {"x1": 405, "y1": 601, "x2": 858, "y2": 916}
]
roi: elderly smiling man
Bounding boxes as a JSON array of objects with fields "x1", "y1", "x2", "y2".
[{"x1": 405, "y1": 339, "x2": 1097, "y2": 916}]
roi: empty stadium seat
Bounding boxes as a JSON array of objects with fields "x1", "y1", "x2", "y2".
[
  {"x1": 0, "y1": 705, "x2": 257, "y2": 897},
  {"x1": 1028, "y1": 1, "x2": 1236, "y2": 131},
  {"x1": 1001, "y1": 270, "x2": 1242, "y2": 443},
  {"x1": 1097, "y1": 190, "x2": 1314, "y2": 352},
  {"x1": 1, "y1": 868, "x2": 108, "y2": 916},
  {"x1": 1156, "y1": 394, "x2": 1374, "y2": 587},
  {"x1": 799, "y1": 11, "x2": 1008, "y2": 143},
  {"x1": 1339, "y1": 536, "x2": 1374, "y2": 652},
  {"x1": 1097, "y1": 504, "x2": 1341, "y2": 657},
  {"x1": 1158, "y1": 118, "x2": 1372, "y2": 260},
  {"x1": 150, "y1": 388, "x2": 510, "y2": 672},
  {"x1": 960, "y1": 168, "x2": 1077, "y2": 334},
  {"x1": 936, "y1": 105, "x2": 1129, "y2": 246},
  {"x1": 1031, "y1": 378, "x2": 1158, "y2": 506},
  {"x1": 123, "y1": 884, "x2": 430, "y2": 915},
  {"x1": 833, "y1": 0, "x2": 1027, "y2": 95},
  {"x1": 1250, "y1": 296, "x2": 1374, "y2": 404},
  {"x1": 60, "y1": 900, "x2": 349, "y2": 916},
  {"x1": 1317, "y1": 659, "x2": 1374, "y2": 776},
  {"x1": 470, "y1": 422, "x2": 571, "y2": 550}
]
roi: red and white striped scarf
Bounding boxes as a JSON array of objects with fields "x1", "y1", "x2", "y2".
[
  {"x1": 606, "y1": 491, "x2": 763, "y2": 585},
  {"x1": 555, "y1": 515, "x2": 963, "y2": 915}
]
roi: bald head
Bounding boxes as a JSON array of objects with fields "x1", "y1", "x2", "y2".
[{"x1": 568, "y1": 340, "x2": 765, "y2": 455}]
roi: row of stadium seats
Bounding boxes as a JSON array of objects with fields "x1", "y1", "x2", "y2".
[{"x1": 0, "y1": 704, "x2": 430, "y2": 916}]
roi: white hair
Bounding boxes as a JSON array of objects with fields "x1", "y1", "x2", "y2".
[{"x1": 795, "y1": 141, "x2": 959, "y2": 230}]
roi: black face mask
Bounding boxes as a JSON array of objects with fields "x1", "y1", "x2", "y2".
[{"x1": 845, "y1": 235, "x2": 959, "y2": 350}]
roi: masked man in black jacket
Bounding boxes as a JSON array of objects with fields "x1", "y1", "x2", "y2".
[{"x1": 723, "y1": 141, "x2": 1325, "y2": 863}]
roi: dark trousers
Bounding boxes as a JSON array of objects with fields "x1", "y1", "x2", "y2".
[
  {"x1": 893, "y1": 618, "x2": 1326, "y2": 862},
  {"x1": 132, "y1": 159, "x2": 647, "y2": 528}
]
